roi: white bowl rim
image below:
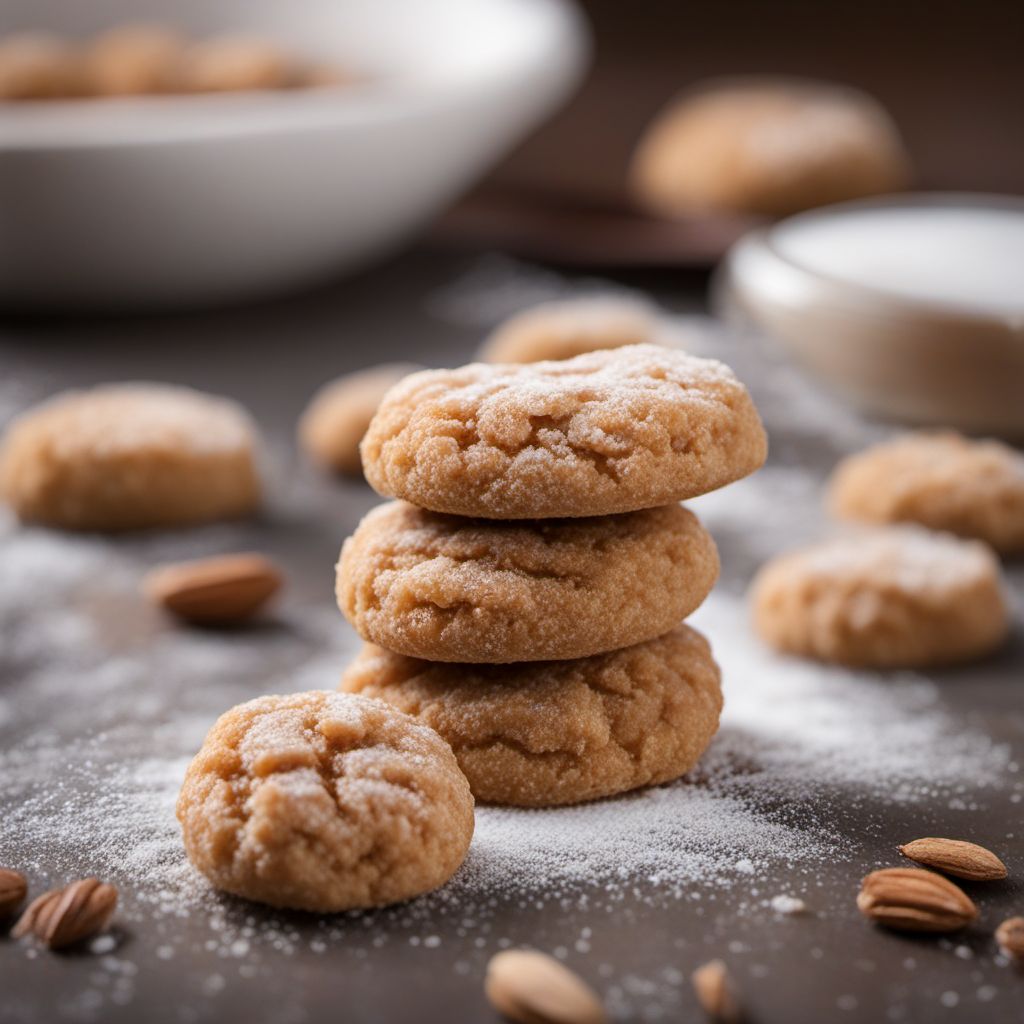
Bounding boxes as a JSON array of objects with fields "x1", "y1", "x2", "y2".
[
  {"x1": 737, "y1": 191, "x2": 1024, "y2": 329},
  {"x1": 0, "y1": 0, "x2": 588, "y2": 152}
]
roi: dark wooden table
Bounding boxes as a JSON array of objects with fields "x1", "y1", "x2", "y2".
[{"x1": 1, "y1": 248, "x2": 1021, "y2": 1024}]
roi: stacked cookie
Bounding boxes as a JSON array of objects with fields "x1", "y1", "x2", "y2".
[{"x1": 336, "y1": 344, "x2": 767, "y2": 807}]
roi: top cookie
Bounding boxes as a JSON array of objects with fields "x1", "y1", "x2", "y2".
[
  {"x1": 360, "y1": 344, "x2": 767, "y2": 519},
  {"x1": 829, "y1": 432, "x2": 1024, "y2": 555}
]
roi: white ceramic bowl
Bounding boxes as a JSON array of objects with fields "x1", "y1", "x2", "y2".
[
  {"x1": 714, "y1": 194, "x2": 1024, "y2": 438},
  {"x1": 0, "y1": 0, "x2": 588, "y2": 311}
]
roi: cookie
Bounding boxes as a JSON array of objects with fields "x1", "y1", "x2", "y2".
[
  {"x1": 336, "y1": 500, "x2": 719, "y2": 663},
  {"x1": 361, "y1": 344, "x2": 767, "y2": 519},
  {"x1": 751, "y1": 527, "x2": 1009, "y2": 668},
  {"x1": 829, "y1": 432, "x2": 1024, "y2": 555},
  {"x1": 83, "y1": 24, "x2": 185, "y2": 96},
  {"x1": 0, "y1": 382, "x2": 260, "y2": 531},
  {"x1": 339, "y1": 624, "x2": 723, "y2": 807},
  {"x1": 299, "y1": 363, "x2": 421, "y2": 476},
  {"x1": 177, "y1": 691, "x2": 474, "y2": 911},
  {"x1": 478, "y1": 296, "x2": 666, "y2": 364},
  {"x1": 630, "y1": 77, "x2": 910, "y2": 218}
]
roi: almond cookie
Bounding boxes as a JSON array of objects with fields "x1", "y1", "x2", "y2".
[
  {"x1": 337, "y1": 500, "x2": 719, "y2": 663},
  {"x1": 630, "y1": 77, "x2": 910, "y2": 218},
  {"x1": 478, "y1": 296, "x2": 666, "y2": 364},
  {"x1": 339, "y1": 624, "x2": 723, "y2": 807},
  {"x1": 0, "y1": 383, "x2": 260, "y2": 530},
  {"x1": 751, "y1": 527, "x2": 1009, "y2": 668},
  {"x1": 299, "y1": 363, "x2": 421, "y2": 476},
  {"x1": 177, "y1": 691, "x2": 474, "y2": 911},
  {"x1": 361, "y1": 344, "x2": 767, "y2": 519},
  {"x1": 828, "y1": 432, "x2": 1024, "y2": 555}
]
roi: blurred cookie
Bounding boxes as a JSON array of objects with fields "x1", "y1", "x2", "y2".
[
  {"x1": 178, "y1": 35, "x2": 293, "y2": 92},
  {"x1": 0, "y1": 382, "x2": 260, "y2": 530},
  {"x1": 829, "y1": 432, "x2": 1024, "y2": 555},
  {"x1": 177, "y1": 691, "x2": 474, "y2": 910},
  {"x1": 337, "y1": 500, "x2": 718, "y2": 663},
  {"x1": 83, "y1": 24, "x2": 185, "y2": 96},
  {"x1": 0, "y1": 32, "x2": 84, "y2": 100},
  {"x1": 478, "y1": 296, "x2": 667, "y2": 364},
  {"x1": 630, "y1": 77, "x2": 910, "y2": 218},
  {"x1": 340, "y1": 624, "x2": 723, "y2": 807},
  {"x1": 299, "y1": 363, "x2": 420, "y2": 476},
  {"x1": 751, "y1": 527, "x2": 1009, "y2": 668},
  {"x1": 361, "y1": 344, "x2": 767, "y2": 519}
]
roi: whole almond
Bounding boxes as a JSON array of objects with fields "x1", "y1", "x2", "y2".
[
  {"x1": 13, "y1": 878, "x2": 117, "y2": 950},
  {"x1": 485, "y1": 949, "x2": 607, "y2": 1024},
  {"x1": 995, "y1": 916, "x2": 1024, "y2": 962},
  {"x1": 899, "y1": 838, "x2": 1007, "y2": 881},
  {"x1": 857, "y1": 867, "x2": 977, "y2": 933},
  {"x1": 0, "y1": 868, "x2": 28, "y2": 918},
  {"x1": 143, "y1": 553, "x2": 282, "y2": 625},
  {"x1": 691, "y1": 959, "x2": 741, "y2": 1023}
]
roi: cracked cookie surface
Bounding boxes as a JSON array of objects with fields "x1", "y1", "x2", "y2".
[
  {"x1": 360, "y1": 344, "x2": 767, "y2": 519},
  {"x1": 339, "y1": 624, "x2": 723, "y2": 807},
  {"x1": 336, "y1": 500, "x2": 719, "y2": 663},
  {"x1": 0, "y1": 382, "x2": 260, "y2": 530},
  {"x1": 176, "y1": 691, "x2": 474, "y2": 911},
  {"x1": 751, "y1": 526, "x2": 1009, "y2": 668},
  {"x1": 828, "y1": 431, "x2": 1024, "y2": 554}
]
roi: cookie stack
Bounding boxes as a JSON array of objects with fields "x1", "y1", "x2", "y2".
[{"x1": 335, "y1": 344, "x2": 767, "y2": 807}]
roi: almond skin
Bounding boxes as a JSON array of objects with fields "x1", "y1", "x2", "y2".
[
  {"x1": 857, "y1": 867, "x2": 978, "y2": 933},
  {"x1": 13, "y1": 878, "x2": 117, "y2": 950},
  {"x1": 143, "y1": 552, "x2": 282, "y2": 625},
  {"x1": 0, "y1": 868, "x2": 28, "y2": 918},
  {"x1": 898, "y1": 838, "x2": 1007, "y2": 881},
  {"x1": 995, "y1": 917, "x2": 1024, "y2": 962},
  {"x1": 485, "y1": 949, "x2": 607, "y2": 1024},
  {"x1": 692, "y1": 959, "x2": 741, "y2": 1022}
]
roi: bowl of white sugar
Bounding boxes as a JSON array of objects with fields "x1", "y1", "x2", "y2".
[{"x1": 715, "y1": 194, "x2": 1024, "y2": 437}]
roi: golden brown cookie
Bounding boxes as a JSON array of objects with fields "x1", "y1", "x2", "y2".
[
  {"x1": 828, "y1": 432, "x2": 1024, "y2": 555},
  {"x1": 83, "y1": 24, "x2": 185, "y2": 96},
  {"x1": 178, "y1": 36, "x2": 293, "y2": 93},
  {"x1": 478, "y1": 296, "x2": 666, "y2": 364},
  {"x1": 630, "y1": 77, "x2": 910, "y2": 218},
  {"x1": 336, "y1": 500, "x2": 719, "y2": 663},
  {"x1": 339, "y1": 624, "x2": 723, "y2": 807},
  {"x1": 177, "y1": 691, "x2": 474, "y2": 911},
  {"x1": 361, "y1": 344, "x2": 767, "y2": 519},
  {"x1": 0, "y1": 32, "x2": 84, "y2": 100},
  {"x1": 751, "y1": 527, "x2": 1009, "y2": 668},
  {"x1": 0, "y1": 382, "x2": 260, "y2": 531},
  {"x1": 299, "y1": 363, "x2": 421, "y2": 476}
]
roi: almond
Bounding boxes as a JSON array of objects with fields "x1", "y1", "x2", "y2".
[
  {"x1": 143, "y1": 553, "x2": 282, "y2": 625},
  {"x1": 13, "y1": 878, "x2": 117, "y2": 950},
  {"x1": 898, "y1": 838, "x2": 1007, "y2": 881},
  {"x1": 691, "y1": 959, "x2": 741, "y2": 1022},
  {"x1": 995, "y1": 916, "x2": 1024, "y2": 962},
  {"x1": 0, "y1": 867, "x2": 28, "y2": 918},
  {"x1": 857, "y1": 867, "x2": 977, "y2": 933},
  {"x1": 485, "y1": 949, "x2": 607, "y2": 1024}
]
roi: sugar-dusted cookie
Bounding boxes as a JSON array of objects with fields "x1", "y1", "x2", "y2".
[
  {"x1": 339, "y1": 624, "x2": 723, "y2": 807},
  {"x1": 177, "y1": 691, "x2": 474, "y2": 911},
  {"x1": 478, "y1": 296, "x2": 666, "y2": 364},
  {"x1": 630, "y1": 77, "x2": 910, "y2": 218},
  {"x1": 829, "y1": 432, "x2": 1024, "y2": 555},
  {"x1": 299, "y1": 363, "x2": 420, "y2": 476},
  {"x1": 0, "y1": 383, "x2": 260, "y2": 530},
  {"x1": 360, "y1": 345, "x2": 767, "y2": 519},
  {"x1": 337, "y1": 500, "x2": 719, "y2": 663},
  {"x1": 751, "y1": 527, "x2": 1009, "y2": 668}
]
